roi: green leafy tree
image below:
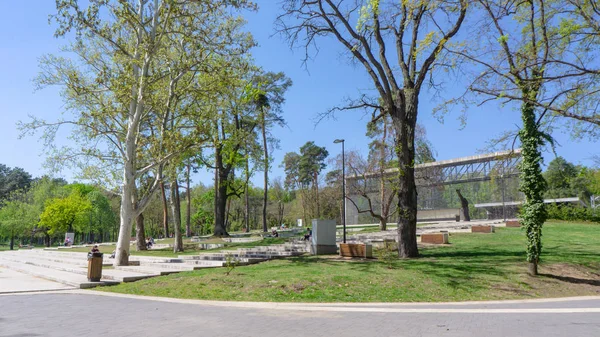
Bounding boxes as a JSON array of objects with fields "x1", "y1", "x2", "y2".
[
  {"x1": 450, "y1": 0, "x2": 564, "y2": 275},
  {"x1": 283, "y1": 142, "x2": 329, "y2": 225},
  {"x1": 22, "y1": 0, "x2": 256, "y2": 265},
  {"x1": 249, "y1": 72, "x2": 292, "y2": 232},
  {"x1": 0, "y1": 165, "x2": 32, "y2": 203},
  {"x1": 39, "y1": 191, "x2": 92, "y2": 235},
  {"x1": 0, "y1": 192, "x2": 34, "y2": 250}
]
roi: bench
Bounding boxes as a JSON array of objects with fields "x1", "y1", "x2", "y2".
[
  {"x1": 505, "y1": 220, "x2": 521, "y2": 227},
  {"x1": 471, "y1": 225, "x2": 495, "y2": 233},
  {"x1": 339, "y1": 243, "x2": 373, "y2": 258},
  {"x1": 420, "y1": 233, "x2": 449, "y2": 244}
]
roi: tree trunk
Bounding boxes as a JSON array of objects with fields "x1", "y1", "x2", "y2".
[
  {"x1": 214, "y1": 173, "x2": 229, "y2": 236},
  {"x1": 185, "y1": 163, "x2": 192, "y2": 237},
  {"x1": 245, "y1": 179, "x2": 250, "y2": 232},
  {"x1": 262, "y1": 120, "x2": 269, "y2": 233},
  {"x1": 171, "y1": 179, "x2": 184, "y2": 252},
  {"x1": 135, "y1": 213, "x2": 147, "y2": 251},
  {"x1": 519, "y1": 99, "x2": 547, "y2": 277},
  {"x1": 301, "y1": 189, "x2": 308, "y2": 227},
  {"x1": 213, "y1": 144, "x2": 230, "y2": 237},
  {"x1": 314, "y1": 173, "x2": 320, "y2": 218},
  {"x1": 278, "y1": 202, "x2": 285, "y2": 226},
  {"x1": 115, "y1": 167, "x2": 135, "y2": 266},
  {"x1": 379, "y1": 117, "x2": 388, "y2": 232},
  {"x1": 391, "y1": 99, "x2": 419, "y2": 258},
  {"x1": 245, "y1": 156, "x2": 250, "y2": 232},
  {"x1": 379, "y1": 217, "x2": 387, "y2": 231},
  {"x1": 528, "y1": 261, "x2": 538, "y2": 276},
  {"x1": 9, "y1": 232, "x2": 14, "y2": 250},
  {"x1": 45, "y1": 233, "x2": 50, "y2": 247},
  {"x1": 160, "y1": 180, "x2": 169, "y2": 238}
]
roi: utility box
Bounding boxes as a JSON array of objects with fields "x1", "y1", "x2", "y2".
[{"x1": 311, "y1": 219, "x2": 337, "y2": 255}]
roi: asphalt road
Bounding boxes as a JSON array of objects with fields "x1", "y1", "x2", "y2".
[{"x1": 1, "y1": 291, "x2": 599, "y2": 337}]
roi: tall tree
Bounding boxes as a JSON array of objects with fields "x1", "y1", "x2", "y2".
[
  {"x1": 282, "y1": 142, "x2": 329, "y2": 225},
  {"x1": 250, "y1": 72, "x2": 292, "y2": 232},
  {"x1": 0, "y1": 193, "x2": 32, "y2": 250},
  {"x1": 0, "y1": 165, "x2": 32, "y2": 203},
  {"x1": 24, "y1": 1, "x2": 254, "y2": 265},
  {"x1": 199, "y1": 62, "x2": 261, "y2": 237},
  {"x1": 277, "y1": 0, "x2": 467, "y2": 257},
  {"x1": 39, "y1": 191, "x2": 92, "y2": 235},
  {"x1": 451, "y1": 0, "x2": 561, "y2": 275}
]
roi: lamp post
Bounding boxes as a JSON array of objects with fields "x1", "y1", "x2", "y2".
[{"x1": 333, "y1": 139, "x2": 346, "y2": 243}]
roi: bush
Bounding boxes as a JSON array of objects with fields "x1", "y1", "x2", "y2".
[{"x1": 546, "y1": 204, "x2": 600, "y2": 222}]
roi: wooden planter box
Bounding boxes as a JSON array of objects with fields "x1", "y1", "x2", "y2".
[
  {"x1": 505, "y1": 220, "x2": 521, "y2": 227},
  {"x1": 420, "y1": 233, "x2": 449, "y2": 244},
  {"x1": 471, "y1": 225, "x2": 495, "y2": 233},
  {"x1": 339, "y1": 243, "x2": 373, "y2": 258}
]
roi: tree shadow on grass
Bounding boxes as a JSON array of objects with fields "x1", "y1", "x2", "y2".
[{"x1": 539, "y1": 273, "x2": 600, "y2": 287}]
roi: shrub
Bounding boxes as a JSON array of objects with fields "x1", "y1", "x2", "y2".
[{"x1": 546, "y1": 204, "x2": 600, "y2": 222}]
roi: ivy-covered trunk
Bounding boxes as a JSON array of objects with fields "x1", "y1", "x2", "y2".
[{"x1": 519, "y1": 99, "x2": 547, "y2": 276}]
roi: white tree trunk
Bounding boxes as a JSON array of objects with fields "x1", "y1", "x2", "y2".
[{"x1": 114, "y1": 165, "x2": 136, "y2": 266}]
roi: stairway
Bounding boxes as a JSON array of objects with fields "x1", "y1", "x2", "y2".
[{"x1": 0, "y1": 242, "x2": 310, "y2": 289}]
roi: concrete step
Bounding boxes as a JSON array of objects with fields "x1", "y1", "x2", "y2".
[
  {"x1": 114, "y1": 265, "x2": 190, "y2": 276},
  {"x1": 179, "y1": 260, "x2": 226, "y2": 267},
  {"x1": 0, "y1": 254, "x2": 154, "y2": 282},
  {"x1": 0, "y1": 257, "x2": 118, "y2": 289},
  {"x1": 1, "y1": 251, "x2": 113, "y2": 267}
]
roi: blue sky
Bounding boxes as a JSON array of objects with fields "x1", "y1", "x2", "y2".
[{"x1": 0, "y1": 1, "x2": 597, "y2": 187}]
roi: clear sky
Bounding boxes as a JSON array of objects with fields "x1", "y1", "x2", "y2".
[{"x1": 0, "y1": 1, "x2": 597, "y2": 187}]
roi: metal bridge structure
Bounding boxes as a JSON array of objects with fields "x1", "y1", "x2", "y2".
[{"x1": 345, "y1": 149, "x2": 524, "y2": 224}]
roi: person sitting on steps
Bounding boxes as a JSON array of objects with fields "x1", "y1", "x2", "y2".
[{"x1": 304, "y1": 228, "x2": 312, "y2": 241}]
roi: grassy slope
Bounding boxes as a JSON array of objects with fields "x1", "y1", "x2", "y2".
[{"x1": 99, "y1": 222, "x2": 600, "y2": 302}]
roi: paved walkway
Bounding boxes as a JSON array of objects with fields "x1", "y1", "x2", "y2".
[
  {"x1": 1, "y1": 291, "x2": 599, "y2": 337},
  {"x1": 0, "y1": 267, "x2": 75, "y2": 293}
]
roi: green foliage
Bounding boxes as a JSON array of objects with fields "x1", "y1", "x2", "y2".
[
  {"x1": 0, "y1": 164, "x2": 32, "y2": 204},
  {"x1": 544, "y1": 157, "x2": 593, "y2": 199},
  {"x1": 39, "y1": 190, "x2": 92, "y2": 234},
  {"x1": 518, "y1": 102, "x2": 547, "y2": 265},
  {"x1": 224, "y1": 252, "x2": 238, "y2": 276},
  {"x1": 546, "y1": 204, "x2": 600, "y2": 222},
  {"x1": 0, "y1": 192, "x2": 33, "y2": 239},
  {"x1": 376, "y1": 241, "x2": 398, "y2": 269}
]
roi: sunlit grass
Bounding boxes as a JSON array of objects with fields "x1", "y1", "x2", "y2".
[{"x1": 98, "y1": 222, "x2": 600, "y2": 302}]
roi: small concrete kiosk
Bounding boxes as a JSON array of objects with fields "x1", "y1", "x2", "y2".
[{"x1": 311, "y1": 219, "x2": 337, "y2": 255}]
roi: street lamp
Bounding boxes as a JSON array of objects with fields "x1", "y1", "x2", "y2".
[{"x1": 333, "y1": 139, "x2": 346, "y2": 243}]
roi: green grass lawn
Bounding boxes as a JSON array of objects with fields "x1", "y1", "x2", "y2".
[{"x1": 98, "y1": 221, "x2": 600, "y2": 302}]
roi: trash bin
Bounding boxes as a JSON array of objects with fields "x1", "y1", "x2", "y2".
[{"x1": 87, "y1": 252, "x2": 103, "y2": 282}]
